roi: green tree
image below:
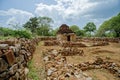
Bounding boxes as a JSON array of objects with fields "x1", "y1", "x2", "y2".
[
  {"x1": 23, "y1": 16, "x2": 53, "y2": 36},
  {"x1": 97, "y1": 13, "x2": 120, "y2": 37},
  {"x1": 23, "y1": 17, "x2": 39, "y2": 34},
  {"x1": 37, "y1": 17, "x2": 53, "y2": 36},
  {"x1": 70, "y1": 25, "x2": 80, "y2": 32},
  {"x1": 76, "y1": 30, "x2": 85, "y2": 36},
  {"x1": 84, "y1": 22, "x2": 96, "y2": 37},
  {"x1": 48, "y1": 28, "x2": 59, "y2": 36}
]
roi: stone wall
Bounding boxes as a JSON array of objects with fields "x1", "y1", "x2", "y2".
[
  {"x1": 60, "y1": 47, "x2": 84, "y2": 56},
  {"x1": 44, "y1": 40, "x2": 59, "y2": 46},
  {"x1": 0, "y1": 38, "x2": 40, "y2": 80},
  {"x1": 57, "y1": 33, "x2": 76, "y2": 42},
  {"x1": 77, "y1": 37, "x2": 120, "y2": 43}
]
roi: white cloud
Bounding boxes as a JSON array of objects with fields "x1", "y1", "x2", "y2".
[
  {"x1": 35, "y1": 0, "x2": 119, "y2": 28},
  {"x1": 0, "y1": 8, "x2": 34, "y2": 28},
  {"x1": 0, "y1": 0, "x2": 119, "y2": 29},
  {"x1": 0, "y1": 8, "x2": 33, "y2": 16}
]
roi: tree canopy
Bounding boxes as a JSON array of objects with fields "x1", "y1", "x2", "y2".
[
  {"x1": 23, "y1": 16, "x2": 53, "y2": 36},
  {"x1": 23, "y1": 17, "x2": 38, "y2": 33},
  {"x1": 97, "y1": 13, "x2": 120, "y2": 37},
  {"x1": 83, "y1": 22, "x2": 96, "y2": 37},
  {"x1": 70, "y1": 25, "x2": 80, "y2": 32}
]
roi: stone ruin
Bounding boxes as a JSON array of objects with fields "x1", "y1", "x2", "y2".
[
  {"x1": 75, "y1": 57, "x2": 120, "y2": 77},
  {"x1": 42, "y1": 36, "x2": 120, "y2": 47},
  {"x1": 43, "y1": 49, "x2": 120, "y2": 80},
  {"x1": 60, "y1": 47, "x2": 84, "y2": 56},
  {"x1": 44, "y1": 40, "x2": 59, "y2": 46},
  {"x1": 43, "y1": 49, "x2": 92, "y2": 80},
  {"x1": 78, "y1": 37, "x2": 120, "y2": 43},
  {"x1": 0, "y1": 38, "x2": 40, "y2": 80}
]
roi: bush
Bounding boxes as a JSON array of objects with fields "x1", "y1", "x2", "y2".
[
  {"x1": 13, "y1": 30, "x2": 32, "y2": 39},
  {"x1": 0, "y1": 27, "x2": 32, "y2": 39}
]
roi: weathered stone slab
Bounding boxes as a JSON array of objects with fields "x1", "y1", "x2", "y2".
[
  {"x1": 9, "y1": 64, "x2": 18, "y2": 75},
  {"x1": 0, "y1": 50, "x2": 3, "y2": 57},
  {"x1": 5, "y1": 49, "x2": 16, "y2": 66},
  {"x1": 0, "y1": 44, "x2": 9, "y2": 50}
]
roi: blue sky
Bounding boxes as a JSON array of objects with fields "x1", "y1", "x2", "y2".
[{"x1": 0, "y1": 0, "x2": 120, "y2": 29}]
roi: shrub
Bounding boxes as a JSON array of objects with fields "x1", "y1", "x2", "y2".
[{"x1": 13, "y1": 30, "x2": 32, "y2": 39}]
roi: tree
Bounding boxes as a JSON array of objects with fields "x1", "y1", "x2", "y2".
[
  {"x1": 76, "y1": 30, "x2": 85, "y2": 36},
  {"x1": 23, "y1": 17, "x2": 39, "y2": 34},
  {"x1": 70, "y1": 25, "x2": 80, "y2": 32},
  {"x1": 97, "y1": 13, "x2": 120, "y2": 37},
  {"x1": 23, "y1": 16, "x2": 53, "y2": 36},
  {"x1": 48, "y1": 28, "x2": 59, "y2": 36},
  {"x1": 84, "y1": 22, "x2": 96, "y2": 37},
  {"x1": 37, "y1": 17, "x2": 53, "y2": 36}
]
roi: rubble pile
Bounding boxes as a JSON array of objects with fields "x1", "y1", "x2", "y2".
[
  {"x1": 78, "y1": 38, "x2": 120, "y2": 43},
  {"x1": 61, "y1": 41, "x2": 87, "y2": 47},
  {"x1": 75, "y1": 58, "x2": 120, "y2": 77},
  {"x1": 92, "y1": 41, "x2": 109, "y2": 46},
  {"x1": 44, "y1": 40, "x2": 59, "y2": 46},
  {"x1": 60, "y1": 47, "x2": 84, "y2": 56},
  {"x1": 60, "y1": 41, "x2": 109, "y2": 47},
  {"x1": 43, "y1": 49, "x2": 92, "y2": 80},
  {"x1": 40, "y1": 37, "x2": 56, "y2": 41},
  {"x1": 0, "y1": 38, "x2": 40, "y2": 80}
]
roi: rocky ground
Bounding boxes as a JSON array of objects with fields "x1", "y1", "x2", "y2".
[{"x1": 29, "y1": 41, "x2": 120, "y2": 80}]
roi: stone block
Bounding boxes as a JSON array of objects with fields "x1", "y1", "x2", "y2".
[
  {"x1": 5, "y1": 49, "x2": 16, "y2": 66},
  {"x1": 0, "y1": 44, "x2": 9, "y2": 50},
  {"x1": 0, "y1": 58, "x2": 8, "y2": 72},
  {"x1": 9, "y1": 64, "x2": 18, "y2": 75},
  {"x1": 0, "y1": 50, "x2": 3, "y2": 57},
  {"x1": 0, "y1": 71, "x2": 7, "y2": 78}
]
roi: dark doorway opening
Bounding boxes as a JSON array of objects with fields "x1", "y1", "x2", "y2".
[{"x1": 67, "y1": 35, "x2": 70, "y2": 41}]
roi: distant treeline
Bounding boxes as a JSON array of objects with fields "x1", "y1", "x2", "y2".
[{"x1": 0, "y1": 13, "x2": 120, "y2": 39}]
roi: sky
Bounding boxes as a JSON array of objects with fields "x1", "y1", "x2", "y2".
[{"x1": 0, "y1": 0, "x2": 120, "y2": 29}]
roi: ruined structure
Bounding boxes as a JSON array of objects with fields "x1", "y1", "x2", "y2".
[
  {"x1": 57, "y1": 24, "x2": 76, "y2": 41},
  {"x1": 0, "y1": 38, "x2": 40, "y2": 80}
]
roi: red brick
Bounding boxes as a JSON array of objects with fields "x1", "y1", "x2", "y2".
[{"x1": 5, "y1": 49, "x2": 16, "y2": 66}]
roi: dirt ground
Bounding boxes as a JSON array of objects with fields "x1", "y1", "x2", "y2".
[{"x1": 31, "y1": 41, "x2": 120, "y2": 80}]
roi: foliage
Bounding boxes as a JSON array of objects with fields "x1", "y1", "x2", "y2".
[
  {"x1": 76, "y1": 30, "x2": 85, "y2": 36},
  {"x1": 47, "y1": 28, "x2": 59, "y2": 36},
  {"x1": 0, "y1": 27, "x2": 32, "y2": 39},
  {"x1": 97, "y1": 13, "x2": 120, "y2": 37},
  {"x1": 37, "y1": 26, "x2": 51, "y2": 36},
  {"x1": 70, "y1": 25, "x2": 85, "y2": 36},
  {"x1": 84, "y1": 22, "x2": 96, "y2": 36},
  {"x1": 70, "y1": 25, "x2": 80, "y2": 32},
  {"x1": 23, "y1": 16, "x2": 53, "y2": 36},
  {"x1": 23, "y1": 17, "x2": 39, "y2": 33},
  {"x1": 28, "y1": 60, "x2": 40, "y2": 80},
  {"x1": 37, "y1": 17, "x2": 53, "y2": 36},
  {"x1": 13, "y1": 30, "x2": 32, "y2": 39},
  {"x1": 0, "y1": 27, "x2": 14, "y2": 36}
]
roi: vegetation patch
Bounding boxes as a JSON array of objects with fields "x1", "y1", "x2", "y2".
[{"x1": 28, "y1": 60, "x2": 40, "y2": 80}]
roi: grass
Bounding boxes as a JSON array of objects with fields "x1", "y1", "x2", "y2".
[
  {"x1": 28, "y1": 60, "x2": 40, "y2": 80},
  {"x1": 0, "y1": 36, "x2": 14, "y2": 40}
]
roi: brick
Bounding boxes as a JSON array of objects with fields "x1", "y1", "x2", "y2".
[
  {"x1": 0, "y1": 58, "x2": 8, "y2": 72},
  {"x1": 5, "y1": 49, "x2": 16, "y2": 66}
]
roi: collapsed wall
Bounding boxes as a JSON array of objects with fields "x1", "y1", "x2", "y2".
[
  {"x1": 77, "y1": 37, "x2": 120, "y2": 43},
  {"x1": 43, "y1": 49, "x2": 92, "y2": 80},
  {"x1": 0, "y1": 38, "x2": 40, "y2": 80},
  {"x1": 43, "y1": 49, "x2": 120, "y2": 80}
]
